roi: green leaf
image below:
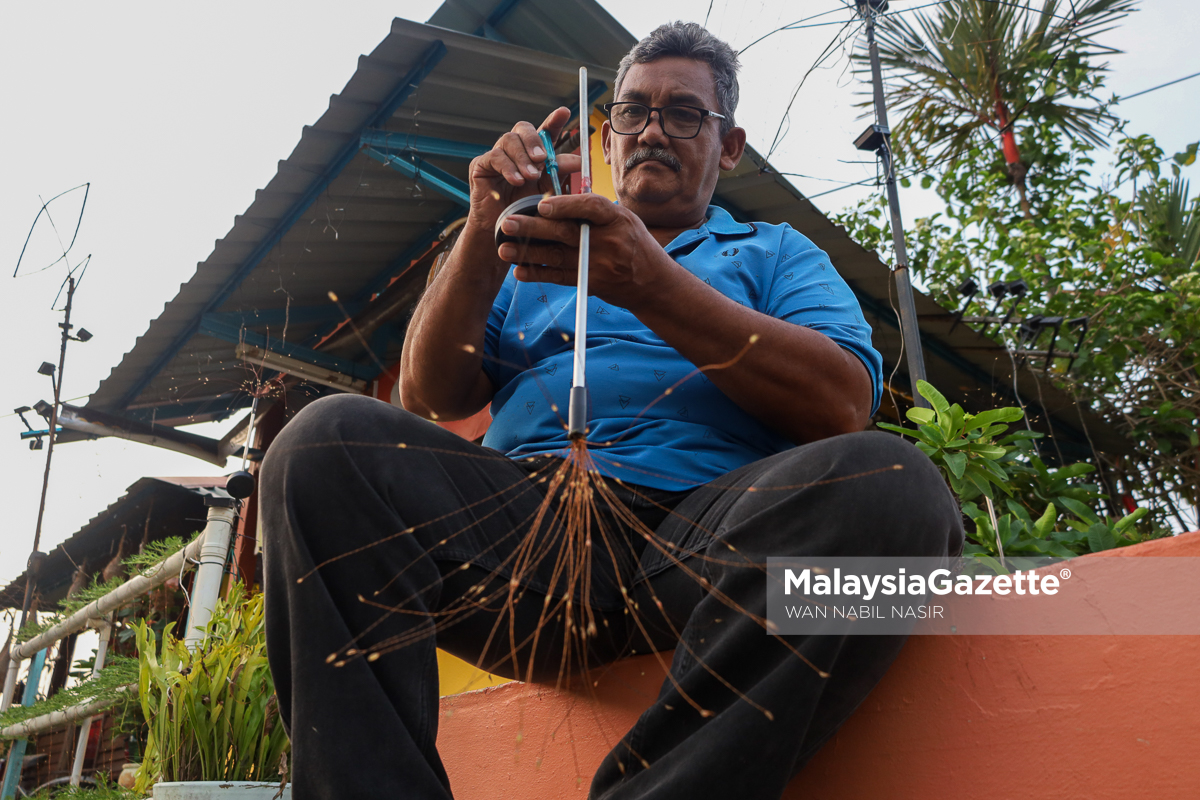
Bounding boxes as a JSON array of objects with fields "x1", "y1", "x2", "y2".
[
  {"x1": 1001, "y1": 430, "x2": 1043, "y2": 441},
  {"x1": 1086, "y1": 523, "x2": 1116, "y2": 552},
  {"x1": 906, "y1": 407, "x2": 936, "y2": 425},
  {"x1": 969, "y1": 444, "x2": 1008, "y2": 460},
  {"x1": 967, "y1": 407, "x2": 1024, "y2": 431},
  {"x1": 943, "y1": 451, "x2": 967, "y2": 479},
  {"x1": 963, "y1": 466, "x2": 993, "y2": 499},
  {"x1": 1034, "y1": 503, "x2": 1057, "y2": 536},
  {"x1": 918, "y1": 423, "x2": 948, "y2": 446},
  {"x1": 917, "y1": 380, "x2": 951, "y2": 420},
  {"x1": 1114, "y1": 506, "x2": 1148, "y2": 532},
  {"x1": 1059, "y1": 497, "x2": 1100, "y2": 525}
]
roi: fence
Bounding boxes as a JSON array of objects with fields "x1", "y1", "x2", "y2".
[{"x1": 0, "y1": 495, "x2": 239, "y2": 795}]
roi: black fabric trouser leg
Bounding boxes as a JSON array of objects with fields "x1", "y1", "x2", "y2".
[
  {"x1": 261, "y1": 394, "x2": 962, "y2": 800},
  {"x1": 589, "y1": 424, "x2": 963, "y2": 799}
]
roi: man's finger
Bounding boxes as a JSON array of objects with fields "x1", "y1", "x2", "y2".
[
  {"x1": 513, "y1": 265, "x2": 576, "y2": 286},
  {"x1": 498, "y1": 214, "x2": 581, "y2": 247},
  {"x1": 498, "y1": 129, "x2": 543, "y2": 181},
  {"x1": 537, "y1": 193, "x2": 621, "y2": 224},
  {"x1": 551, "y1": 153, "x2": 583, "y2": 177},
  {"x1": 498, "y1": 241, "x2": 578, "y2": 269},
  {"x1": 480, "y1": 148, "x2": 529, "y2": 187},
  {"x1": 538, "y1": 107, "x2": 573, "y2": 147}
]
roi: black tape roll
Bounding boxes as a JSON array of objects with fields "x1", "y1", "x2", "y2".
[{"x1": 494, "y1": 195, "x2": 555, "y2": 249}]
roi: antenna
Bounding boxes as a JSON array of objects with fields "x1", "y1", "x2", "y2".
[{"x1": 568, "y1": 66, "x2": 592, "y2": 439}]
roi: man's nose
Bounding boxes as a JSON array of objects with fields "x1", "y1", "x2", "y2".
[{"x1": 637, "y1": 109, "x2": 671, "y2": 148}]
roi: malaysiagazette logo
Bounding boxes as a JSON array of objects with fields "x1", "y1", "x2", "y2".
[
  {"x1": 767, "y1": 556, "x2": 1200, "y2": 635},
  {"x1": 783, "y1": 566, "x2": 1063, "y2": 600}
]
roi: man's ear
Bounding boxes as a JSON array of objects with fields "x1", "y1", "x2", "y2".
[
  {"x1": 601, "y1": 120, "x2": 612, "y2": 165},
  {"x1": 719, "y1": 126, "x2": 747, "y2": 172}
]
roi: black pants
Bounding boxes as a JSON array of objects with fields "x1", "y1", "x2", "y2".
[{"x1": 261, "y1": 394, "x2": 962, "y2": 800}]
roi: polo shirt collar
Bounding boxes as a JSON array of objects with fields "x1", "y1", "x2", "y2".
[{"x1": 664, "y1": 205, "x2": 756, "y2": 254}]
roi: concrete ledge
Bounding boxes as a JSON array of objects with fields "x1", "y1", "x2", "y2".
[{"x1": 436, "y1": 532, "x2": 1200, "y2": 799}]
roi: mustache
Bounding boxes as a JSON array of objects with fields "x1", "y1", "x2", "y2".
[{"x1": 623, "y1": 147, "x2": 682, "y2": 173}]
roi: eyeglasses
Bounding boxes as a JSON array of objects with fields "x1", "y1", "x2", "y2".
[{"x1": 602, "y1": 102, "x2": 726, "y2": 139}]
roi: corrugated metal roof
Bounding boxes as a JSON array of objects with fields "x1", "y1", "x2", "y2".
[
  {"x1": 87, "y1": 15, "x2": 617, "y2": 425},
  {"x1": 0, "y1": 477, "x2": 230, "y2": 610},
  {"x1": 428, "y1": 0, "x2": 636, "y2": 66},
  {"x1": 83, "y1": 0, "x2": 1126, "y2": 458}
]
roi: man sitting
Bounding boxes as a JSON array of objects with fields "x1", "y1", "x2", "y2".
[{"x1": 262, "y1": 21, "x2": 961, "y2": 800}]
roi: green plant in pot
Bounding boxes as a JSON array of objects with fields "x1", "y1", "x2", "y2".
[{"x1": 133, "y1": 582, "x2": 289, "y2": 796}]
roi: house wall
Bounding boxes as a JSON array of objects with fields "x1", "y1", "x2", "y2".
[
  {"x1": 433, "y1": 531, "x2": 1200, "y2": 799},
  {"x1": 32, "y1": 712, "x2": 128, "y2": 789}
]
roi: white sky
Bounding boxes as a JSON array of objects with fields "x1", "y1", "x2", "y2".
[{"x1": 1, "y1": 0, "x2": 1197, "y2": 590}]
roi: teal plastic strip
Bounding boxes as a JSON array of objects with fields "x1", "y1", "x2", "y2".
[
  {"x1": 1, "y1": 648, "x2": 48, "y2": 799},
  {"x1": 539, "y1": 131, "x2": 562, "y2": 196}
]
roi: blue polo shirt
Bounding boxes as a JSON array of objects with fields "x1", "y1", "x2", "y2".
[{"x1": 481, "y1": 205, "x2": 883, "y2": 490}]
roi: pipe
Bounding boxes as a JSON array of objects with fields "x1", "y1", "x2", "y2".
[
  {"x1": 0, "y1": 661, "x2": 17, "y2": 714},
  {"x1": 68, "y1": 616, "x2": 112, "y2": 786},
  {"x1": 8, "y1": 530, "x2": 208, "y2": 664},
  {"x1": 183, "y1": 501, "x2": 237, "y2": 649},
  {"x1": 0, "y1": 686, "x2": 135, "y2": 741}
]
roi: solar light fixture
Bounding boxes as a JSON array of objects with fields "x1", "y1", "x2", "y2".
[
  {"x1": 949, "y1": 278, "x2": 980, "y2": 334},
  {"x1": 73, "y1": 328, "x2": 93, "y2": 342},
  {"x1": 855, "y1": 0, "x2": 890, "y2": 13},
  {"x1": 995, "y1": 278, "x2": 1030, "y2": 333},
  {"x1": 980, "y1": 281, "x2": 1010, "y2": 338},
  {"x1": 37, "y1": 362, "x2": 55, "y2": 377},
  {"x1": 853, "y1": 124, "x2": 890, "y2": 153},
  {"x1": 13, "y1": 407, "x2": 34, "y2": 432},
  {"x1": 1039, "y1": 316, "x2": 1065, "y2": 370},
  {"x1": 1064, "y1": 317, "x2": 1089, "y2": 374}
]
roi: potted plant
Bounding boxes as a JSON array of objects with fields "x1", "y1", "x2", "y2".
[{"x1": 133, "y1": 582, "x2": 290, "y2": 799}]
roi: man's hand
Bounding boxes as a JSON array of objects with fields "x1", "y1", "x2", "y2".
[
  {"x1": 466, "y1": 107, "x2": 582, "y2": 235},
  {"x1": 400, "y1": 109, "x2": 581, "y2": 421},
  {"x1": 495, "y1": 193, "x2": 677, "y2": 312}
]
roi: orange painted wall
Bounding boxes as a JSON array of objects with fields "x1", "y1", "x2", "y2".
[{"x1": 436, "y1": 532, "x2": 1200, "y2": 799}]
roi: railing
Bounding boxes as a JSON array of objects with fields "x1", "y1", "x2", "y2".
[{"x1": 0, "y1": 495, "x2": 239, "y2": 794}]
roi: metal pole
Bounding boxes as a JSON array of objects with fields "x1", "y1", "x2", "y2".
[
  {"x1": 858, "y1": 1, "x2": 930, "y2": 407},
  {"x1": 183, "y1": 499, "x2": 238, "y2": 650},
  {"x1": 68, "y1": 617, "x2": 112, "y2": 786},
  {"x1": 568, "y1": 66, "x2": 593, "y2": 438},
  {"x1": 19, "y1": 277, "x2": 77, "y2": 632}
]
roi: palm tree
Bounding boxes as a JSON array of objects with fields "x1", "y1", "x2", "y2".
[
  {"x1": 1141, "y1": 177, "x2": 1200, "y2": 269},
  {"x1": 862, "y1": 0, "x2": 1136, "y2": 216}
]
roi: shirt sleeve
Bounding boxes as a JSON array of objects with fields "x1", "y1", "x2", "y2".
[
  {"x1": 482, "y1": 268, "x2": 517, "y2": 391},
  {"x1": 762, "y1": 225, "x2": 884, "y2": 415}
]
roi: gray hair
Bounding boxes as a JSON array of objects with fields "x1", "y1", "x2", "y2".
[{"x1": 614, "y1": 21, "x2": 740, "y2": 137}]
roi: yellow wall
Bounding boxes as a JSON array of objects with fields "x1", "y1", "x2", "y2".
[
  {"x1": 437, "y1": 649, "x2": 511, "y2": 695},
  {"x1": 589, "y1": 109, "x2": 617, "y2": 201}
]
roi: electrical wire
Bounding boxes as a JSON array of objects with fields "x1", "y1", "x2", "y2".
[
  {"x1": 796, "y1": 0, "x2": 1102, "y2": 202},
  {"x1": 1118, "y1": 70, "x2": 1200, "y2": 102},
  {"x1": 979, "y1": 0, "x2": 1076, "y2": 21},
  {"x1": 764, "y1": 17, "x2": 865, "y2": 163}
]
